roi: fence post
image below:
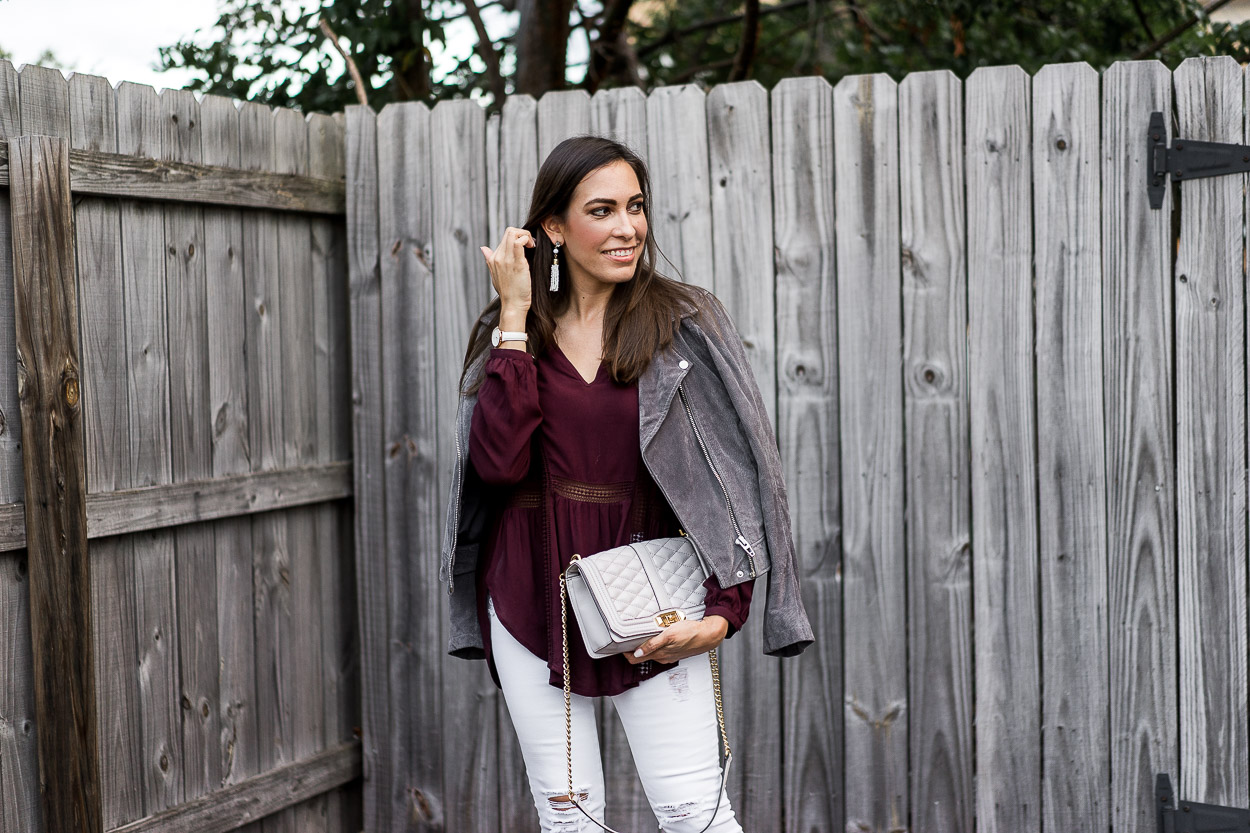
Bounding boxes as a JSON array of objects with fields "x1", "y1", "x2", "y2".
[{"x1": 8, "y1": 134, "x2": 101, "y2": 833}]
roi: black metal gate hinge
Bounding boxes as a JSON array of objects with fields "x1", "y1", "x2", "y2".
[
  {"x1": 1157, "y1": 773, "x2": 1250, "y2": 832},
  {"x1": 1148, "y1": 111, "x2": 1250, "y2": 209}
]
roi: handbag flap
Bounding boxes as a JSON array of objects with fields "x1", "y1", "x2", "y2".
[{"x1": 571, "y1": 538, "x2": 708, "y2": 640}]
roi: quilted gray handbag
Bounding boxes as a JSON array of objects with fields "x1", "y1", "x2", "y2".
[
  {"x1": 564, "y1": 536, "x2": 709, "y2": 657},
  {"x1": 559, "y1": 534, "x2": 732, "y2": 833}
]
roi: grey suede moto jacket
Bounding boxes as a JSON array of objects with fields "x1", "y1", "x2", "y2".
[{"x1": 439, "y1": 288, "x2": 815, "y2": 659}]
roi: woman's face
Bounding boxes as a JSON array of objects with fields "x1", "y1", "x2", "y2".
[{"x1": 546, "y1": 160, "x2": 648, "y2": 290}]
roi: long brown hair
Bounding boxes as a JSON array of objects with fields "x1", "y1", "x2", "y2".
[{"x1": 460, "y1": 135, "x2": 699, "y2": 394}]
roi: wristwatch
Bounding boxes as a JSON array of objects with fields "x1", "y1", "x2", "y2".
[{"x1": 491, "y1": 326, "x2": 528, "y2": 347}]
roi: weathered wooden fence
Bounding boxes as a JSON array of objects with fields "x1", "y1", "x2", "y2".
[
  {"x1": 1, "y1": 53, "x2": 1244, "y2": 833},
  {"x1": 346, "y1": 55, "x2": 1250, "y2": 833},
  {"x1": 0, "y1": 61, "x2": 360, "y2": 832}
]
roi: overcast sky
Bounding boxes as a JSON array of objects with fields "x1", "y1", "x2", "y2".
[{"x1": 0, "y1": 0, "x2": 227, "y2": 89}]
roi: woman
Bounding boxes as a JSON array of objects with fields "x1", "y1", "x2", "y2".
[{"x1": 440, "y1": 136, "x2": 813, "y2": 832}]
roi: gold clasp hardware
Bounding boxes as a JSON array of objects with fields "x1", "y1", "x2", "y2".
[
  {"x1": 655, "y1": 610, "x2": 685, "y2": 628},
  {"x1": 678, "y1": 529, "x2": 687, "y2": 537}
]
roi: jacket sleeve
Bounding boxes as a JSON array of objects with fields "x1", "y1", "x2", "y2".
[
  {"x1": 693, "y1": 290, "x2": 814, "y2": 657},
  {"x1": 469, "y1": 348, "x2": 542, "y2": 484}
]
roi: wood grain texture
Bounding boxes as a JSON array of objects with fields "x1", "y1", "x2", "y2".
[
  {"x1": 0, "y1": 61, "x2": 23, "y2": 499},
  {"x1": 14, "y1": 71, "x2": 72, "y2": 832},
  {"x1": 898, "y1": 70, "x2": 973, "y2": 833},
  {"x1": 705, "y1": 79, "x2": 779, "y2": 832},
  {"x1": 590, "y1": 86, "x2": 647, "y2": 161},
  {"x1": 1033, "y1": 62, "x2": 1109, "y2": 833},
  {"x1": 430, "y1": 98, "x2": 498, "y2": 833},
  {"x1": 536, "y1": 89, "x2": 591, "y2": 162},
  {"x1": 498, "y1": 95, "x2": 538, "y2": 240},
  {"x1": 0, "y1": 143, "x2": 345, "y2": 215},
  {"x1": 1103, "y1": 59, "x2": 1179, "y2": 833},
  {"x1": 198, "y1": 95, "x2": 260, "y2": 818},
  {"x1": 68, "y1": 70, "x2": 146, "y2": 832},
  {"x1": 345, "y1": 104, "x2": 390, "y2": 833},
  {"x1": 646, "y1": 85, "x2": 713, "y2": 289},
  {"x1": 377, "y1": 100, "x2": 443, "y2": 831},
  {"x1": 159, "y1": 86, "x2": 222, "y2": 809},
  {"x1": 1174, "y1": 56, "x2": 1247, "y2": 807},
  {"x1": 964, "y1": 65, "x2": 1040, "y2": 833},
  {"x1": 308, "y1": 109, "x2": 359, "y2": 831},
  {"x1": 10, "y1": 133, "x2": 102, "y2": 833},
  {"x1": 118, "y1": 81, "x2": 183, "y2": 817},
  {"x1": 0, "y1": 59, "x2": 37, "y2": 833},
  {"x1": 483, "y1": 98, "x2": 533, "y2": 830},
  {"x1": 771, "y1": 76, "x2": 843, "y2": 833},
  {"x1": 273, "y1": 105, "x2": 326, "y2": 833},
  {"x1": 109, "y1": 741, "x2": 361, "y2": 833},
  {"x1": 832, "y1": 73, "x2": 908, "y2": 833},
  {"x1": 237, "y1": 99, "x2": 295, "y2": 833}
]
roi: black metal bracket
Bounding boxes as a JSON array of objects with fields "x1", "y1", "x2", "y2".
[
  {"x1": 1148, "y1": 111, "x2": 1250, "y2": 209},
  {"x1": 1157, "y1": 773, "x2": 1250, "y2": 832}
]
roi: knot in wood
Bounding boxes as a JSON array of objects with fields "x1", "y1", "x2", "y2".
[{"x1": 64, "y1": 377, "x2": 78, "y2": 408}]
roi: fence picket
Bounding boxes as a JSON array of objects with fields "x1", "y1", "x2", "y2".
[
  {"x1": 0, "y1": 60, "x2": 23, "y2": 501},
  {"x1": 499, "y1": 94, "x2": 539, "y2": 238},
  {"x1": 1034, "y1": 61, "x2": 1110, "y2": 833},
  {"x1": 274, "y1": 103, "x2": 326, "y2": 831},
  {"x1": 199, "y1": 96, "x2": 261, "y2": 833},
  {"x1": 345, "y1": 103, "x2": 389, "y2": 833},
  {"x1": 238, "y1": 99, "x2": 294, "y2": 833},
  {"x1": 899, "y1": 69, "x2": 973, "y2": 833},
  {"x1": 486, "y1": 94, "x2": 536, "y2": 829},
  {"x1": 377, "y1": 100, "x2": 445, "y2": 830},
  {"x1": 647, "y1": 85, "x2": 713, "y2": 289},
  {"x1": 430, "y1": 98, "x2": 499, "y2": 832},
  {"x1": 833, "y1": 73, "x2": 908, "y2": 833},
  {"x1": 117, "y1": 80, "x2": 183, "y2": 816},
  {"x1": 706, "y1": 79, "x2": 779, "y2": 831},
  {"x1": 590, "y1": 87, "x2": 647, "y2": 161},
  {"x1": 772, "y1": 75, "x2": 842, "y2": 833},
  {"x1": 161, "y1": 84, "x2": 222, "y2": 809},
  {"x1": 308, "y1": 109, "x2": 359, "y2": 829},
  {"x1": 1175, "y1": 56, "x2": 1248, "y2": 807},
  {"x1": 537, "y1": 89, "x2": 591, "y2": 161},
  {"x1": 1102, "y1": 59, "x2": 1179, "y2": 833},
  {"x1": 965, "y1": 65, "x2": 1040, "y2": 833}
]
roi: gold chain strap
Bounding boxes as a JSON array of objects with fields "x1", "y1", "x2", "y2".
[{"x1": 561, "y1": 561, "x2": 731, "y2": 833}]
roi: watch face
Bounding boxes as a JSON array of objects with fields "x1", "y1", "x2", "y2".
[{"x1": 491, "y1": 327, "x2": 501, "y2": 347}]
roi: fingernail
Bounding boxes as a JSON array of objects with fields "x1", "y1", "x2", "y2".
[{"x1": 633, "y1": 649, "x2": 644, "y2": 658}]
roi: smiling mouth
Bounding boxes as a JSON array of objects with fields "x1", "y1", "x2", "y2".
[{"x1": 604, "y1": 246, "x2": 636, "y2": 259}]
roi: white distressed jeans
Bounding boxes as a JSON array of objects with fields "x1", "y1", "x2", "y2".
[{"x1": 488, "y1": 597, "x2": 742, "y2": 832}]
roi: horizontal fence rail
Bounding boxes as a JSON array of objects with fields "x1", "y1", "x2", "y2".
[{"x1": 0, "y1": 141, "x2": 347, "y2": 214}]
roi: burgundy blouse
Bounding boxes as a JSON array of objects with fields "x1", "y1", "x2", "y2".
[{"x1": 469, "y1": 346, "x2": 753, "y2": 697}]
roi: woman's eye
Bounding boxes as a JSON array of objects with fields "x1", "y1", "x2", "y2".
[
  {"x1": 629, "y1": 202, "x2": 643, "y2": 213},
  {"x1": 591, "y1": 207, "x2": 610, "y2": 217}
]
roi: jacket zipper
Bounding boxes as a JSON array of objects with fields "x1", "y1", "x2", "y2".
[
  {"x1": 447, "y1": 426, "x2": 463, "y2": 596},
  {"x1": 677, "y1": 385, "x2": 758, "y2": 578}
]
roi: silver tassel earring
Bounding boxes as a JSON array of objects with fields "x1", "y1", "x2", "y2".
[{"x1": 549, "y1": 243, "x2": 560, "y2": 292}]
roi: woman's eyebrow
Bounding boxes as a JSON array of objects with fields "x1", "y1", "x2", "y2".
[{"x1": 583, "y1": 192, "x2": 645, "y2": 208}]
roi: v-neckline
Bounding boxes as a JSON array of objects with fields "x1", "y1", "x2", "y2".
[{"x1": 551, "y1": 343, "x2": 605, "y2": 386}]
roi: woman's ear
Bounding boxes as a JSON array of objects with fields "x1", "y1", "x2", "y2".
[{"x1": 539, "y1": 217, "x2": 564, "y2": 246}]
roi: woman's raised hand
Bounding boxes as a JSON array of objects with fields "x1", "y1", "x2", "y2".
[{"x1": 480, "y1": 227, "x2": 536, "y2": 314}]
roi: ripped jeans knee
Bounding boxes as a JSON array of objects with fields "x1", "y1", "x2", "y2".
[{"x1": 541, "y1": 787, "x2": 595, "y2": 830}]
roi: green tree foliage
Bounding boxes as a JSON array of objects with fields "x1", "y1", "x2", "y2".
[{"x1": 158, "y1": 0, "x2": 1250, "y2": 113}]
